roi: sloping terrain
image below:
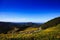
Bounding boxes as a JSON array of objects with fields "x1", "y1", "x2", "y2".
[
  {"x1": 0, "y1": 23, "x2": 60, "y2": 40},
  {"x1": 41, "y1": 17, "x2": 60, "y2": 29},
  {"x1": 33, "y1": 24, "x2": 60, "y2": 40},
  {"x1": 0, "y1": 17, "x2": 60, "y2": 40},
  {"x1": 0, "y1": 22, "x2": 41, "y2": 33}
]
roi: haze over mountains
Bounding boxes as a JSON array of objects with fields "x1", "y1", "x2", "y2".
[
  {"x1": 0, "y1": 17, "x2": 60, "y2": 34},
  {"x1": 0, "y1": 17, "x2": 60, "y2": 33},
  {"x1": 0, "y1": 17, "x2": 60, "y2": 40}
]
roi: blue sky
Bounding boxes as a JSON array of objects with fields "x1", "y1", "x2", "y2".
[{"x1": 0, "y1": 0, "x2": 60, "y2": 22}]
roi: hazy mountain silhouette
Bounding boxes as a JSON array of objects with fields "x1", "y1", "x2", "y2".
[
  {"x1": 0, "y1": 17, "x2": 60, "y2": 34},
  {"x1": 0, "y1": 22, "x2": 42, "y2": 33}
]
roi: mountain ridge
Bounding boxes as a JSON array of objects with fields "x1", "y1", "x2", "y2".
[
  {"x1": 0, "y1": 22, "x2": 42, "y2": 33},
  {"x1": 41, "y1": 17, "x2": 60, "y2": 29}
]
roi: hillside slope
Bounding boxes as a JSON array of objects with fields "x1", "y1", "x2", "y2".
[
  {"x1": 33, "y1": 24, "x2": 60, "y2": 40},
  {"x1": 41, "y1": 17, "x2": 60, "y2": 29},
  {"x1": 0, "y1": 17, "x2": 60, "y2": 40},
  {"x1": 0, "y1": 24, "x2": 60, "y2": 40}
]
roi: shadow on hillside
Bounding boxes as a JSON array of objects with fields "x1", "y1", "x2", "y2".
[
  {"x1": 7, "y1": 38, "x2": 34, "y2": 40},
  {"x1": 6, "y1": 38, "x2": 60, "y2": 40}
]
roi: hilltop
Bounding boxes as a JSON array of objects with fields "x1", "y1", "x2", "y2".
[{"x1": 41, "y1": 17, "x2": 60, "y2": 29}]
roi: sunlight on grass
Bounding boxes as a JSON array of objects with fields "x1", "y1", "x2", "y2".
[{"x1": 0, "y1": 24, "x2": 60, "y2": 40}]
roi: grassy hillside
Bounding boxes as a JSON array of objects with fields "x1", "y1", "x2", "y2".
[
  {"x1": 0, "y1": 24, "x2": 60, "y2": 40},
  {"x1": 19, "y1": 27, "x2": 39, "y2": 34},
  {"x1": 41, "y1": 17, "x2": 60, "y2": 29},
  {"x1": 34, "y1": 24, "x2": 60, "y2": 40},
  {"x1": 0, "y1": 17, "x2": 60, "y2": 40}
]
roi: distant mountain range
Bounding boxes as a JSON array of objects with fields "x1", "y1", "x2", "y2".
[
  {"x1": 0, "y1": 22, "x2": 42, "y2": 33},
  {"x1": 0, "y1": 17, "x2": 60, "y2": 34},
  {"x1": 0, "y1": 17, "x2": 60, "y2": 40}
]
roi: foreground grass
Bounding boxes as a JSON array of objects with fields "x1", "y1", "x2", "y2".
[{"x1": 0, "y1": 24, "x2": 60, "y2": 40}]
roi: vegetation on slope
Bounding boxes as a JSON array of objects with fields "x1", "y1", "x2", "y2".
[
  {"x1": 41, "y1": 17, "x2": 60, "y2": 29},
  {"x1": 0, "y1": 24, "x2": 60, "y2": 40},
  {"x1": 34, "y1": 24, "x2": 60, "y2": 40},
  {"x1": 0, "y1": 22, "x2": 41, "y2": 34},
  {"x1": 0, "y1": 17, "x2": 60, "y2": 40}
]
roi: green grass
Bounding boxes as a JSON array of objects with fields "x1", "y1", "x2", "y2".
[
  {"x1": 0, "y1": 24, "x2": 60, "y2": 40},
  {"x1": 33, "y1": 24, "x2": 60, "y2": 40}
]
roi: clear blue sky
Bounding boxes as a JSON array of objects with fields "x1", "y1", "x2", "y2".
[{"x1": 0, "y1": 0, "x2": 60, "y2": 22}]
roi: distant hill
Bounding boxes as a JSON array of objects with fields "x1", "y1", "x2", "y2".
[
  {"x1": 0, "y1": 22, "x2": 42, "y2": 33},
  {"x1": 41, "y1": 17, "x2": 60, "y2": 29}
]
